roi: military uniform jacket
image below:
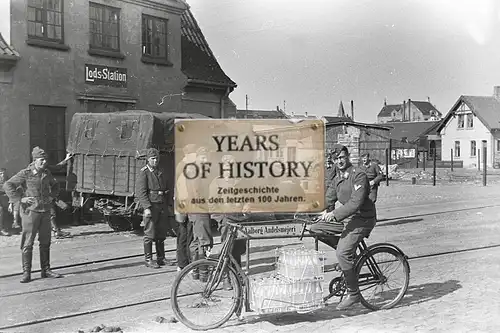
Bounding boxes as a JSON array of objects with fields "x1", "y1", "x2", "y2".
[
  {"x1": 326, "y1": 165, "x2": 376, "y2": 222},
  {"x1": 136, "y1": 165, "x2": 168, "y2": 210},
  {"x1": 359, "y1": 161, "x2": 383, "y2": 187},
  {"x1": 3, "y1": 163, "x2": 60, "y2": 213}
]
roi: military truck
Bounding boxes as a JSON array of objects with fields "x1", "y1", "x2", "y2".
[{"x1": 66, "y1": 110, "x2": 208, "y2": 231}]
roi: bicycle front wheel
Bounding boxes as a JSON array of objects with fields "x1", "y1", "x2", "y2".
[
  {"x1": 356, "y1": 246, "x2": 410, "y2": 310},
  {"x1": 171, "y1": 259, "x2": 243, "y2": 331}
]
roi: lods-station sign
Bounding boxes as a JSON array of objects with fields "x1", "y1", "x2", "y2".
[{"x1": 84, "y1": 64, "x2": 127, "y2": 88}]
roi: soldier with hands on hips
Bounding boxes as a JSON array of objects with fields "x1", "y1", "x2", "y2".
[
  {"x1": 136, "y1": 148, "x2": 174, "y2": 269},
  {"x1": 3, "y1": 147, "x2": 63, "y2": 283},
  {"x1": 309, "y1": 144, "x2": 376, "y2": 310}
]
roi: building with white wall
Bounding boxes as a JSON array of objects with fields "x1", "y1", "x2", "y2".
[{"x1": 437, "y1": 87, "x2": 500, "y2": 168}]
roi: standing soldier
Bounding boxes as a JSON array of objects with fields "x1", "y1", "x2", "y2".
[
  {"x1": 187, "y1": 146, "x2": 213, "y2": 282},
  {"x1": 359, "y1": 153, "x2": 383, "y2": 204},
  {"x1": 136, "y1": 148, "x2": 174, "y2": 269},
  {"x1": 3, "y1": 147, "x2": 63, "y2": 283}
]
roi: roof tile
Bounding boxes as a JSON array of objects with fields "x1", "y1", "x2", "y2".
[
  {"x1": 0, "y1": 33, "x2": 20, "y2": 59},
  {"x1": 180, "y1": 9, "x2": 236, "y2": 87}
]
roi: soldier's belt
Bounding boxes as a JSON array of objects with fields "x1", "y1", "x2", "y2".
[{"x1": 149, "y1": 190, "x2": 166, "y2": 195}]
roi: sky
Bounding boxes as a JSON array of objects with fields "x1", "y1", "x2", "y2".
[{"x1": 2, "y1": 0, "x2": 500, "y2": 122}]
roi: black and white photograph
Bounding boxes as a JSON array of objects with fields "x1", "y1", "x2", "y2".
[{"x1": 0, "y1": 0, "x2": 499, "y2": 332}]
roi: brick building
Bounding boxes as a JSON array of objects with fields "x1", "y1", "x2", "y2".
[{"x1": 0, "y1": 0, "x2": 236, "y2": 176}]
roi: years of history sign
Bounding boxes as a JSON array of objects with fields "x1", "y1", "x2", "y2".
[{"x1": 174, "y1": 119, "x2": 325, "y2": 214}]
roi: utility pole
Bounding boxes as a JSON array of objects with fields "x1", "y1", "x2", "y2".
[{"x1": 245, "y1": 94, "x2": 249, "y2": 110}]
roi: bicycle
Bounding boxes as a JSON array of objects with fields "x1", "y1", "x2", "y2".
[{"x1": 171, "y1": 215, "x2": 411, "y2": 331}]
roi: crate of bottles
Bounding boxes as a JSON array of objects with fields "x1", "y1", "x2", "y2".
[
  {"x1": 275, "y1": 247, "x2": 325, "y2": 281},
  {"x1": 250, "y1": 274, "x2": 324, "y2": 314}
]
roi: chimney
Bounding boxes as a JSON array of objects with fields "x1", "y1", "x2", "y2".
[
  {"x1": 408, "y1": 99, "x2": 412, "y2": 122},
  {"x1": 338, "y1": 101, "x2": 346, "y2": 117},
  {"x1": 384, "y1": 98, "x2": 387, "y2": 106},
  {"x1": 494, "y1": 86, "x2": 500, "y2": 100},
  {"x1": 402, "y1": 101, "x2": 406, "y2": 121},
  {"x1": 351, "y1": 100, "x2": 354, "y2": 121},
  {"x1": 427, "y1": 96, "x2": 431, "y2": 103},
  {"x1": 305, "y1": 111, "x2": 308, "y2": 117}
]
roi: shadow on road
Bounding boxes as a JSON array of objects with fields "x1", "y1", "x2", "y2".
[
  {"x1": 230, "y1": 279, "x2": 462, "y2": 328},
  {"x1": 377, "y1": 218, "x2": 424, "y2": 227},
  {"x1": 398, "y1": 279, "x2": 462, "y2": 306}
]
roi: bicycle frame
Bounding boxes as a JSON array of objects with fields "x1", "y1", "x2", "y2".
[{"x1": 203, "y1": 223, "x2": 251, "y2": 316}]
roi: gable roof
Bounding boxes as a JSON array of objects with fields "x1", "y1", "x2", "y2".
[
  {"x1": 378, "y1": 104, "x2": 403, "y2": 117},
  {"x1": 387, "y1": 121, "x2": 439, "y2": 143},
  {"x1": 323, "y1": 116, "x2": 353, "y2": 124},
  {"x1": 0, "y1": 33, "x2": 20, "y2": 61},
  {"x1": 411, "y1": 101, "x2": 441, "y2": 116},
  {"x1": 226, "y1": 109, "x2": 289, "y2": 119},
  {"x1": 180, "y1": 9, "x2": 236, "y2": 88},
  {"x1": 377, "y1": 101, "x2": 441, "y2": 118},
  {"x1": 437, "y1": 95, "x2": 500, "y2": 132}
]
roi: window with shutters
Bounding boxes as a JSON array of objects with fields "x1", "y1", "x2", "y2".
[{"x1": 29, "y1": 105, "x2": 66, "y2": 169}]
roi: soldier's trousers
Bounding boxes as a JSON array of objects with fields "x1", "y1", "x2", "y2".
[
  {"x1": 20, "y1": 210, "x2": 51, "y2": 253},
  {"x1": 369, "y1": 186, "x2": 379, "y2": 204},
  {"x1": 143, "y1": 203, "x2": 168, "y2": 242},
  {"x1": 176, "y1": 214, "x2": 193, "y2": 269},
  {"x1": 188, "y1": 214, "x2": 213, "y2": 258},
  {"x1": 309, "y1": 216, "x2": 376, "y2": 271}
]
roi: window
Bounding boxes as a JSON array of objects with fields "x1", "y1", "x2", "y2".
[
  {"x1": 89, "y1": 2, "x2": 120, "y2": 51},
  {"x1": 142, "y1": 15, "x2": 169, "y2": 62},
  {"x1": 467, "y1": 114, "x2": 474, "y2": 128},
  {"x1": 27, "y1": 0, "x2": 64, "y2": 42},
  {"x1": 497, "y1": 140, "x2": 500, "y2": 152},
  {"x1": 29, "y1": 105, "x2": 66, "y2": 169},
  {"x1": 457, "y1": 115, "x2": 464, "y2": 128},
  {"x1": 454, "y1": 141, "x2": 460, "y2": 157},
  {"x1": 471, "y1": 140, "x2": 476, "y2": 157}
]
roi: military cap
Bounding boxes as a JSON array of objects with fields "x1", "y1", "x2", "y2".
[
  {"x1": 361, "y1": 152, "x2": 370, "y2": 158},
  {"x1": 330, "y1": 144, "x2": 349, "y2": 158},
  {"x1": 32, "y1": 146, "x2": 48, "y2": 159},
  {"x1": 146, "y1": 148, "x2": 160, "y2": 158}
]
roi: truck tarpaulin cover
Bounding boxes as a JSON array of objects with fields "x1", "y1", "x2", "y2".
[{"x1": 67, "y1": 110, "x2": 209, "y2": 157}]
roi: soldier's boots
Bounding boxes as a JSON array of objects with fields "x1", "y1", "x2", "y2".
[
  {"x1": 40, "y1": 245, "x2": 62, "y2": 279},
  {"x1": 12, "y1": 217, "x2": 21, "y2": 230},
  {"x1": 20, "y1": 250, "x2": 32, "y2": 283},
  {"x1": 191, "y1": 251, "x2": 200, "y2": 280},
  {"x1": 144, "y1": 240, "x2": 160, "y2": 269},
  {"x1": 336, "y1": 269, "x2": 361, "y2": 310},
  {"x1": 155, "y1": 240, "x2": 174, "y2": 266},
  {"x1": 0, "y1": 229, "x2": 11, "y2": 237}
]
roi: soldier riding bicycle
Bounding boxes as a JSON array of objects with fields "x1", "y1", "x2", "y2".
[{"x1": 309, "y1": 144, "x2": 377, "y2": 310}]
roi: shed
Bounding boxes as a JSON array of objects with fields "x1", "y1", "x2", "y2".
[{"x1": 325, "y1": 121, "x2": 391, "y2": 165}]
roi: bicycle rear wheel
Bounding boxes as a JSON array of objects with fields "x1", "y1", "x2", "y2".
[
  {"x1": 356, "y1": 246, "x2": 410, "y2": 310},
  {"x1": 171, "y1": 259, "x2": 242, "y2": 331}
]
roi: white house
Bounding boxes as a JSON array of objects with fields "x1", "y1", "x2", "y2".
[{"x1": 437, "y1": 87, "x2": 500, "y2": 168}]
